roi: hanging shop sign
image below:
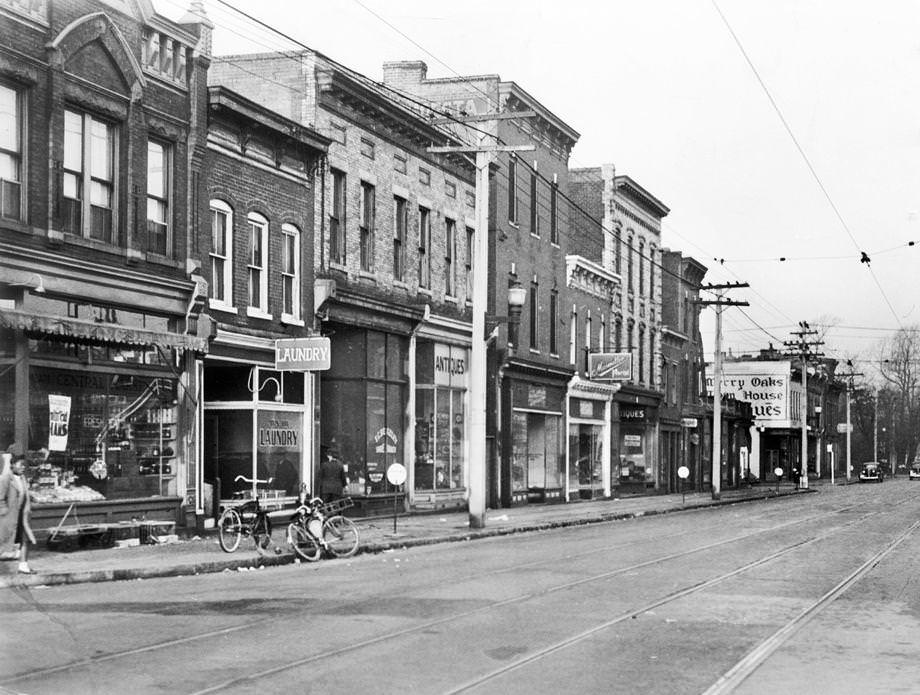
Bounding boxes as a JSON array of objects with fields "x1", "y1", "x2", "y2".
[
  {"x1": 681, "y1": 418, "x2": 698, "y2": 428},
  {"x1": 274, "y1": 337, "x2": 331, "y2": 371},
  {"x1": 588, "y1": 353, "x2": 632, "y2": 381}
]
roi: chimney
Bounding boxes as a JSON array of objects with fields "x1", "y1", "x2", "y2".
[{"x1": 382, "y1": 61, "x2": 428, "y2": 91}]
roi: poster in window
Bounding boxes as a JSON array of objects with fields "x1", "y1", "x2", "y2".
[{"x1": 48, "y1": 394, "x2": 71, "y2": 451}]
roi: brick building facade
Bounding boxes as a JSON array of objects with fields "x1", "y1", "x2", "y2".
[
  {"x1": 200, "y1": 86, "x2": 329, "y2": 518},
  {"x1": 0, "y1": 0, "x2": 212, "y2": 532}
]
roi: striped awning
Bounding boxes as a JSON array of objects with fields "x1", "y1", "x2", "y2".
[{"x1": 0, "y1": 307, "x2": 209, "y2": 353}]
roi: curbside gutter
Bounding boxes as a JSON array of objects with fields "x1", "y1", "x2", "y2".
[{"x1": 0, "y1": 488, "x2": 808, "y2": 590}]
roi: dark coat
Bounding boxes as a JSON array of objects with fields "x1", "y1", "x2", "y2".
[
  {"x1": 0, "y1": 468, "x2": 35, "y2": 557},
  {"x1": 319, "y1": 457, "x2": 347, "y2": 498}
]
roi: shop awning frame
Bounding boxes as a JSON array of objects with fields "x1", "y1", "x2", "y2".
[{"x1": 0, "y1": 307, "x2": 209, "y2": 353}]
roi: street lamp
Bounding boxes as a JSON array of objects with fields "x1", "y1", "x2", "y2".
[{"x1": 506, "y1": 279, "x2": 527, "y2": 349}]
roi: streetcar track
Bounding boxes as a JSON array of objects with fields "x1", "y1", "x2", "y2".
[
  {"x1": 2, "y1": 490, "x2": 914, "y2": 690},
  {"x1": 185, "y1": 502, "x2": 899, "y2": 693},
  {"x1": 702, "y1": 519, "x2": 920, "y2": 695}
]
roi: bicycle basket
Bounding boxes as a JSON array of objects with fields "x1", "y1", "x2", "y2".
[{"x1": 319, "y1": 497, "x2": 354, "y2": 516}]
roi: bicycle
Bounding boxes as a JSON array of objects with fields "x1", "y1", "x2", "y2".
[
  {"x1": 217, "y1": 475, "x2": 275, "y2": 553},
  {"x1": 287, "y1": 485, "x2": 359, "y2": 561}
]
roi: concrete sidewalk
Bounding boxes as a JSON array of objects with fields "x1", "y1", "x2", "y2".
[{"x1": 0, "y1": 483, "x2": 815, "y2": 589}]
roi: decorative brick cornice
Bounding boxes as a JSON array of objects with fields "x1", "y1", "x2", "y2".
[{"x1": 565, "y1": 254, "x2": 619, "y2": 300}]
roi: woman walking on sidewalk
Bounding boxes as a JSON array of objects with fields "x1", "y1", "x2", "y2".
[{"x1": 0, "y1": 454, "x2": 36, "y2": 573}]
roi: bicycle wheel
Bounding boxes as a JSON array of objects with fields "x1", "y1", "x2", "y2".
[
  {"x1": 288, "y1": 522, "x2": 322, "y2": 562},
  {"x1": 217, "y1": 508, "x2": 243, "y2": 553},
  {"x1": 252, "y1": 513, "x2": 273, "y2": 553},
  {"x1": 322, "y1": 515, "x2": 359, "y2": 558}
]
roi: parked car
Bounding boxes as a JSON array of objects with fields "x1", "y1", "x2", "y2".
[
  {"x1": 909, "y1": 463, "x2": 920, "y2": 481},
  {"x1": 859, "y1": 462, "x2": 885, "y2": 483}
]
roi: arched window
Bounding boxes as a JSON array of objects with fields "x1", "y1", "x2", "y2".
[{"x1": 246, "y1": 211, "x2": 269, "y2": 316}]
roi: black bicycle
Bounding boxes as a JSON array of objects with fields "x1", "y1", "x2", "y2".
[
  {"x1": 217, "y1": 475, "x2": 274, "y2": 553},
  {"x1": 287, "y1": 484, "x2": 359, "y2": 561}
]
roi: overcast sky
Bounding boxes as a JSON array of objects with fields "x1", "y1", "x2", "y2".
[{"x1": 172, "y1": 0, "x2": 920, "y2": 373}]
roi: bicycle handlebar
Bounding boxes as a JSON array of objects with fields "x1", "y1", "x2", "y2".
[{"x1": 234, "y1": 475, "x2": 274, "y2": 485}]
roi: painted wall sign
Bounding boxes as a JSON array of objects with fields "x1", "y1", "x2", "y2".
[{"x1": 275, "y1": 337, "x2": 331, "y2": 371}]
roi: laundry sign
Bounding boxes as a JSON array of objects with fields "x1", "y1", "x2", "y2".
[{"x1": 275, "y1": 337, "x2": 331, "y2": 371}]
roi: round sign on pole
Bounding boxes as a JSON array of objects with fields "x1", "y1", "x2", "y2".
[
  {"x1": 386, "y1": 463, "x2": 407, "y2": 486},
  {"x1": 677, "y1": 466, "x2": 690, "y2": 480},
  {"x1": 774, "y1": 467, "x2": 784, "y2": 478}
]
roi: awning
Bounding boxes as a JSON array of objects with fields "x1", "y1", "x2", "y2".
[
  {"x1": 0, "y1": 307, "x2": 209, "y2": 353},
  {"x1": 568, "y1": 375, "x2": 621, "y2": 399}
]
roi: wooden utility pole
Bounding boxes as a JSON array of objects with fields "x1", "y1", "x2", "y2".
[
  {"x1": 837, "y1": 368, "x2": 863, "y2": 483},
  {"x1": 698, "y1": 283, "x2": 748, "y2": 500},
  {"x1": 784, "y1": 321, "x2": 823, "y2": 490},
  {"x1": 429, "y1": 133, "x2": 534, "y2": 529}
]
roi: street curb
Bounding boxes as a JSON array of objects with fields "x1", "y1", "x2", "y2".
[{"x1": 0, "y1": 489, "x2": 807, "y2": 589}]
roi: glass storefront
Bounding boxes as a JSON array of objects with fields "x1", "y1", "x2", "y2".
[
  {"x1": 415, "y1": 342, "x2": 467, "y2": 492},
  {"x1": 615, "y1": 403, "x2": 658, "y2": 489},
  {"x1": 321, "y1": 326, "x2": 407, "y2": 498},
  {"x1": 203, "y1": 363, "x2": 306, "y2": 506},
  {"x1": 569, "y1": 423, "x2": 603, "y2": 498},
  {"x1": 511, "y1": 411, "x2": 563, "y2": 495}
]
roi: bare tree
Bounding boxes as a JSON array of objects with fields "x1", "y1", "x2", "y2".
[{"x1": 877, "y1": 325, "x2": 920, "y2": 470}]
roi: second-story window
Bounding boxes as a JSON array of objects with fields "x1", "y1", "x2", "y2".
[
  {"x1": 507, "y1": 155, "x2": 518, "y2": 223},
  {"x1": 359, "y1": 181, "x2": 375, "y2": 271},
  {"x1": 615, "y1": 225, "x2": 622, "y2": 274},
  {"x1": 146, "y1": 139, "x2": 170, "y2": 256},
  {"x1": 639, "y1": 239, "x2": 645, "y2": 295},
  {"x1": 529, "y1": 281, "x2": 539, "y2": 351},
  {"x1": 549, "y1": 289, "x2": 558, "y2": 356},
  {"x1": 209, "y1": 199, "x2": 233, "y2": 307},
  {"x1": 465, "y1": 226, "x2": 474, "y2": 302},
  {"x1": 445, "y1": 218, "x2": 456, "y2": 297},
  {"x1": 62, "y1": 109, "x2": 116, "y2": 243},
  {"x1": 329, "y1": 168, "x2": 345, "y2": 264},
  {"x1": 281, "y1": 223, "x2": 301, "y2": 321},
  {"x1": 0, "y1": 82, "x2": 23, "y2": 221},
  {"x1": 550, "y1": 181, "x2": 558, "y2": 245},
  {"x1": 649, "y1": 245, "x2": 656, "y2": 303},
  {"x1": 247, "y1": 212, "x2": 269, "y2": 315},
  {"x1": 638, "y1": 325, "x2": 645, "y2": 384},
  {"x1": 627, "y1": 233, "x2": 634, "y2": 292},
  {"x1": 529, "y1": 169, "x2": 538, "y2": 235},
  {"x1": 418, "y1": 205, "x2": 431, "y2": 289},
  {"x1": 393, "y1": 196, "x2": 407, "y2": 281}
]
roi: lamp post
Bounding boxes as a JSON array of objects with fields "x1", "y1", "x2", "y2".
[{"x1": 506, "y1": 279, "x2": 527, "y2": 350}]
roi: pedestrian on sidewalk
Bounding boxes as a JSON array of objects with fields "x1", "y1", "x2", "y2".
[
  {"x1": 0, "y1": 454, "x2": 36, "y2": 573},
  {"x1": 319, "y1": 445, "x2": 347, "y2": 502}
]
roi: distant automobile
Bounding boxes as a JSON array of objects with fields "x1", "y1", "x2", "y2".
[
  {"x1": 859, "y1": 462, "x2": 885, "y2": 483},
  {"x1": 909, "y1": 463, "x2": 920, "y2": 481}
]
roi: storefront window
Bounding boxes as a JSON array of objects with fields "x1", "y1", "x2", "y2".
[
  {"x1": 204, "y1": 410, "x2": 252, "y2": 498},
  {"x1": 27, "y1": 367, "x2": 178, "y2": 504},
  {"x1": 619, "y1": 425, "x2": 651, "y2": 483},
  {"x1": 414, "y1": 385, "x2": 465, "y2": 491},
  {"x1": 569, "y1": 423, "x2": 603, "y2": 497},
  {"x1": 511, "y1": 411, "x2": 562, "y2": 493},
  {"x1": 323, "y1": 327, "x2": 408, "y2": 498},
  {"x1": 256, "y1": 409, "x2": 303, "y2": 496}
]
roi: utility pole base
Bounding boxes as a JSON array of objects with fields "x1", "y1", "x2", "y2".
[{"x1": 469, "y1": 512, "x2": 486, "y2": 530}]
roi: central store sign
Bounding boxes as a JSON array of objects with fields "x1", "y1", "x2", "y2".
[
  {"x1": 434, "y1": 344, "x2": 467, "y2": 388},
  {"x1": 275, "y1": 337, "x2": 331, "y2": 371}
]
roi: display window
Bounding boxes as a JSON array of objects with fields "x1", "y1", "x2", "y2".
[
  {"x1": 568, "y1": 422, "x2": 603, "y2": 497},
  {"x1": 618, "y1": 425, "x2": 652, "y2": 484},
  {"x1": 24, "y1": 366, "x2": 179, "y2": 504},
  {"x1": 414, "y1": 386, "x2": 465, "y2": 491},
  {"x1": 511, "y1": 411, "x2": 563, "y2": 493},
  {"x1": 322, "y1": 326, "x2": 408, "y2": 498}
]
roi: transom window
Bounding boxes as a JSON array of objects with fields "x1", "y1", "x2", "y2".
[
  {"x1": 62, "y1": 109, "x2": 116, "y2": 243},
  {"x1": 247, "y1": 212, "x2": 269, "y2": 314},
  {"x1": 0, "y1": 82, "x2": 23, "y2": 221},
  {"x1": 209, "y1": 200, "x2": 233, "y2": 307},
  {"x1": 281, "y1": 223, "x2": 301, "y2": 321},
  {"x1": 146, "y1": 139, "x2": 171, "y2": 256}
]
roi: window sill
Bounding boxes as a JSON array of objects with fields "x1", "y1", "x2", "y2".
[
  {"x1": 329, "y1": 261, "x2": 347, "y2": 272},
  {"x1": 246, "y1": 307, "x2": 273, "y2": 320},
  {"x1": 209, "y1": 301, "x2": 238, "y2": 315},
  {"x1": 393, "y1": 280, "x2": 410, "y2": 291},
  {"x1": 417, "y1": 287, "x2": 433, "y2": 297},
  {"x1": 529, "y1": 348, "x2": 541, "y2": 356},
  {"x1": 444, "y1": 295, "x2": 458, "y2": 305},
  {"x1": 356, "y1": 270, "x2": 377, "y2": 282},
  {"x1": 508, "y1": 221, "x2": 520, "y2": 229},
  {"x1": 530, "y1": 232, "x2": 541, "y2": 240},
  {"x1": 281, "y1": 315, "x2": 304, "y2": 327}
]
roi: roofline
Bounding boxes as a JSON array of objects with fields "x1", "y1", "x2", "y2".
[{"x1": 614, "y1": 175, "x2": 670, "y2": 217}]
